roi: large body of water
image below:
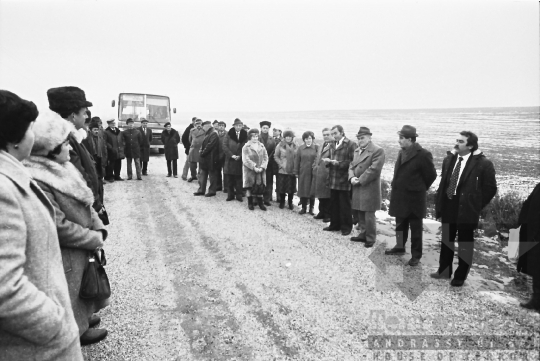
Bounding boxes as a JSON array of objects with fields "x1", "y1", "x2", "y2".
[{"x1": 174, "y1": 107, "x2": 540, "y2": 192}]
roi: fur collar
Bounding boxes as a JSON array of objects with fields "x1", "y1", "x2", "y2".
[
  {"x1": 23, "y1": 155, "x2": 94, "y2": 206},
  {"x1": 228, "y1": 127, "x2": 248, "y2": 143},
  {"x1": 71, "y1": 129, "x2": 86, "y2": 144}
]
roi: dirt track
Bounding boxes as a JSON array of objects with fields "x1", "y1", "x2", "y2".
[{"x1": 82, "y1": 152, "x2": 540, "y2": 361}]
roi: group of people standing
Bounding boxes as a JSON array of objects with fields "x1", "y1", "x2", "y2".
[{"x1": 0, "y1": 87, "x2": 111, "y2": 361}]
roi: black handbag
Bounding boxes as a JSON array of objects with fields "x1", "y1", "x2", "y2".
[
  {"x1": 98, "y1": 205, "x2": 109, "y2": 226},
  {"x1": 80, "y1": 249, "x2": 111, "y2": 300},
  {"x1": 251, "y1": 172, "x2": 266, "y2": 196}
]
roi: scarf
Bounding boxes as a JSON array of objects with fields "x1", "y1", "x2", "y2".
[
  {"x1": 400, "y1": 142, "x2": 421, "y2": 165},
  {"x1": 23, "y1": 155, "x2": 94, "y2": 206}
]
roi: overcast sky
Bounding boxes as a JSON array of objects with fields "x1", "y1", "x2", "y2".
[{"x1": 0, "y1": 0, "x2": 538, "y2": 117}]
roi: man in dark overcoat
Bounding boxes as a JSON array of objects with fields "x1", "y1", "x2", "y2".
[
  {"x1": 104, "y1": 119, "x2": 125, "y2": 182},
  {"x1": 322, "y1": 125, "x2": 358, "y2": 236},
  {"x1": 188, "y1": 119, "x2": 205, "y2": 182},
  {"x1": 432, "y1": 131, "x2": 497, "y2": 286},
  {"x1": 223, "y1": 118, "x2": 248, "y2": 201},
  {"x1": 91, "y1": 116, "x2": 108, "y2": 178},
  {"x1": 387, "y1": 125, "x2": 437, "y2": 266},
  {"x1": 194, "y1": 121, "x2": 220, "y2": 197},
  {"x1": 121, "y1": 118, "x2": 143, "y2": 180},
  {"x1": 517, "y1": 183, "x2": 540, "y2": 310},
  {"x1": 348, "y1": 127, "x2": 386, "y2": 248},
  {"x1": 161, "y1": 122, "x2": 181, "y2": 177},
  {"x1": 259, "y1": 121, "x2": 277, "y2": 205},
  {"x1": 312, "y1": 128, "x2": 334, "y2": 222},
  {"x1": 217, "y1": 121, "x2": 228, "y2": 192},
  {"x1": 83, "y1": 122, "x2": 105, "y2": 180},
  {"x1": 181, "y1": 117, "x2": 196, "y2": 180},
  {"x1": 138, "y1": 118, "x2": 152, "y2": 176}
]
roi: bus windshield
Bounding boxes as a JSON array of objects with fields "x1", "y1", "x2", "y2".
[{"x1": 118, "y1": 93, "x2": 170, "y2": 124}]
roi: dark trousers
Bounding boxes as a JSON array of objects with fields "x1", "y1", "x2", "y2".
[
  {"x1": 226, "y1": 174, "x2": 243, "y2": 197},
  {"x1": 395, "y1": 214, "x2": 424, "y2": 260},
  {"x1": 318, "y1": 198, "x2": 331, "y2": 218},
  {"x1": 106, "y1": 159, "x2": 122, "y2": 179},
  {"x1": 167, "y1": 159, "x2": 178, "y2": 176},
  {"x1": 264, "y1": 167, "x2": 274, "y2": 202},
  {"x1": 329, "y1": 189, "x2": 353, "y2": 232},
  {"x1": 189, "y1": 162, "x2": 198, "y2": 179},
  {"x1": 93, "y1": 157, "x2": 103, "y2": 179},
  {"x1": 141, "y1": 161, "x2": 148, "y2": 174},
  {"x1": 438, "y1": 195, "x2": 475, "y2": 280},
  {"x1": 198, "y1": 168, "x2": 218, "y2": 194},
  {"x1": 216, "y1": 159, "x2": 224, "y2": 190}
]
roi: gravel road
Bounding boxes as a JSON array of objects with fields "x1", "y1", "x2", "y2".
[{"x1": 83, "y1": 153, "x2": 540, "y2": 361}]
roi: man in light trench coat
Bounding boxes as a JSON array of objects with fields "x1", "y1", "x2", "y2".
[{"x1": 348, "y1": 126, "x2": 386, "y2": 248}]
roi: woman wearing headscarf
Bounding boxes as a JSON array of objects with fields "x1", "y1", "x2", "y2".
[
  {"x1": 242, "y1": 128, "x2": 269, "y2": 211},
  {"x1": 0, "y1": 90, "x2": 83, "y2": 360},
  {"x1": 23, "y1": 109, "x2": 109, "y2": 346},
  {"x1": 295, "y1": 131, "x2": 318, "y2": 215},
  {"x1": 274, "y1": 129, "x2": 298, "y2": 209}
]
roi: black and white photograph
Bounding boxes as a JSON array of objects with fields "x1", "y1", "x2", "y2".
[{"x1": 0, "y1": 0, "x2": 539, "y2": 360}]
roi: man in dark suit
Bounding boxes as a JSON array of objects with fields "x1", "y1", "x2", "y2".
[
  {"x1": 386, "y1": 125, "x2": 437, "y2": 266},
  {"x1": 432, "y1": 131, "x2": 497, "y2": 286},
  {"x1": 194, "y1": 121, "x2": 220, "y2": 197},
  {"x1": 104, "y1": 119, "x2": 125, "y2": 181},
  {"x1": 138, "y1": 118, "x2": 152, "y2": 175},
  {"x1": 322, "y1": 125, "x2": 358, "y2": 236},
  {"x1": 259, "y1": 121, "x2": 276, "y2": 205}
]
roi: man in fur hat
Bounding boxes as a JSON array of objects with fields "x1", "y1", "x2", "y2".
[
  {"x1": 223, "y1": 118, "x2": 248, "y2": 201},
  {"x1": 432, "y1": 131, "x2": 497, "y2": 286},
  {"x1": 386, "y1": 125, "x2": 437, "y2": 266},
  {"x1": 259, "y1": 121, "x2": 276, "y2": 205},
  {"x1": 82, "y1": 121, "x2": 105, "y2": 180},
  {"x1": 47, "y1": 86, "x2": 103, "y2": 212}
]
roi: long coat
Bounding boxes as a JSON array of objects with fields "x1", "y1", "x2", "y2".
[
  {"x1": 199, "y1": 127, "x2": 220, "y2": 171},
  {"x1": 389, "y1": 142, "x2": 437, "y2": 218},
  {"x1": 69, "y1": 132, "x2": 102, "y2": 211},
  {"x1": 311, "y1": 141, "x2": 333, "y2": 199},
  {"x1": 82, "y1": 132, "x2": 106, "y2": 164},
  {"x1": 121, "y1": 128, "x2": 143, "y2": 159},
  {"x1": 181, "y1": 123, "x2": 194, "y2": 155},
  {"x1": 217, "y1": 130, "x2": 227, "y2": 161},
  {"x1": 23, "y1": 155, "x2": 107, "y2": 337},
  {"x1": 274, "y1": 141, "x2": 298, "y2": 175},
  {"x1": 242, "y1": 141, "x2": 269, "y2": 188},
  {"x1": 161, "y1": 129, "x2": 181, "y2": 160},
  {"x1": 327, "y1": 137, "x2": 357, "y2": 191},
  {"x1": 188, "y1": 127, "x2": 205, "y2": 163},
  {"x1": 223, "y1": 128, "x2": 248, "y2": 175},
  {"x1": 435, "y1": 150, "x2": 497, "y2": 228},
  {"x1": 348, "y1": 141, "x2": 386, "y2": 211},
  {"x1": 104, "y1": 126, "x2": 125, "y2": 161},
  {"x1": 294, "y1": 143, "x2": 318, "y2": 198},
  {"x1": 137, "y1": 126, "x2": 153, "y2": 162},
  {"x1": 0, "y1": 151, "x2": 82, "y2": 361},
  {"x1": 517, "y1": 183, "x2": 540, "y2": 279},
  {"x1": 260, "y1": 133, "x2": 277, "y2": 174}
]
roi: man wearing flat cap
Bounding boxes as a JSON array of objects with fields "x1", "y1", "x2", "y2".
[
  {"x1": 259, "y1": 121, "x2": 277, "y2": 205},
  {"x1": 187, "y1": 119, "x2": 205, "y2": 182},
  {"x1": 104, "y1": 119, "x2": 125, "y2": 181},
  {"x1": 194, "y1": 121, "x2": 220, "y2": 197},
  {"x1": 386, "y1": 125, "x2": 437, "y2": 266},
  {"x1": 348, "y1": 127, "x2": 386, "y2": 247},
  {"x1": 47, "y1": 86, "x2": 103, "y2": 212},
  {"x1": 138, "y1": 119, "x2": 152, "y2": 176}
]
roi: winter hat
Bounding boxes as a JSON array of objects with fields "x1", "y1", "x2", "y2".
[
  {"x1": 260, "y1": 121, "x2": 271, "y2": 128},
  {"x1": 248, "y1": 128, "x2": 260, "y2": 138},
  {"x1": 201, "y1": 120, "x2": 211, "y2": 126},
  {"x1": 31, "y1": 109, "x2": 75, "y2": 156},
  {"x1": 283, "y1": 129, "x2": 295, "y2": 138},
  {"x1": 47, "y1": 86, "x2": 93, "y2": 115}
]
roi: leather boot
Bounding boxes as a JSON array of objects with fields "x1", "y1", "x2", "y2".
[
  {"x1": 288, "y1": 193, "x2": 294, "y2": 210},
  {"x1": 248, "y1": 196, "x2": 254, "y2": 210},
  {"x1": 308, "y1": 198, "x2": 315, "y2": 215},
  {"x1": 226, "y1": 186, "x2": 235, "y2": 201},
  {"x1": 279, "y1": 193, "x2": 285, "y2": 209},
  {"x1": 299, "y1": 198, "x2": 307, "y2": 214},
  {"x1": 257, "y1": 197, "x2": 267, "y2": 211},
  {"x1": 520, "y1": 277, "x2": 540, "y2": 311},
  {"x1": 80, "y1": 328, "x2": 108, "y2": 346}
]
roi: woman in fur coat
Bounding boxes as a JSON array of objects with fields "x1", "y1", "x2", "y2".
[
  {"x1": 242, "y1": 128, "x2": 269, "y2": 211},
  {"x1": 23, "y1": 109, "x2": 109, "y2": 346},
  {"x1": 274, "y1": 129, "x2": 298, "y2": 209}
]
